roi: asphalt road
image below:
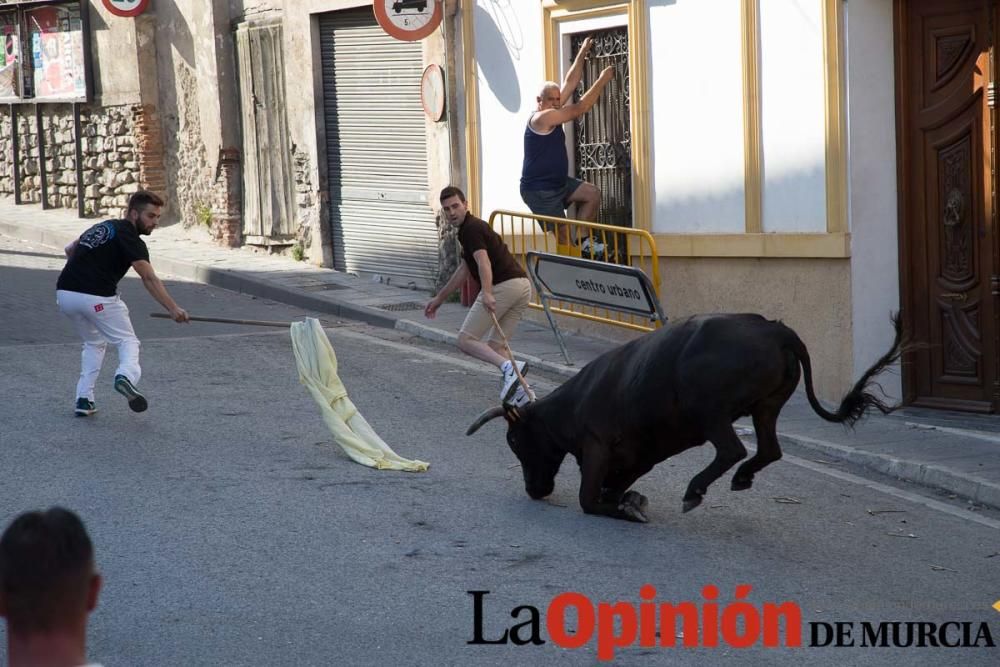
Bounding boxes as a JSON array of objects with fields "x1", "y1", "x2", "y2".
[{"x1": 1, "y1": 234, "x2": 999, "y2": 666}]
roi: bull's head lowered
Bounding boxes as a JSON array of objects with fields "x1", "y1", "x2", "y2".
[{"x1": 466, "y1": 404, "x2": 567, "y2": 501}]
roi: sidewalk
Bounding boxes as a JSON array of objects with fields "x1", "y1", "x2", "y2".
[{"x1": 2, "y1": 198, "x2": 998, "y2": 511}]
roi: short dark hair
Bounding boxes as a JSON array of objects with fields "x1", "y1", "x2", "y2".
[
  {"x1": 0, "y1": 507, "x2": 95, "y2": 633},
  {"x1": 439, "y1": 186, "x2": 467, "y2": 204},
  {"x1": 127, "y1": 189, "x2": 165, "y2": 216}
]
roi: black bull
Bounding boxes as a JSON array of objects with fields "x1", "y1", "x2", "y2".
[{"x1": 466, "y1": 313, "x2": 904, "y2": 522}]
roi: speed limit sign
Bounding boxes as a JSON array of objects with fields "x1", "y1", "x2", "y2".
[{"x1": 102, "y1": 0, "x2": 151, "y2": 18}]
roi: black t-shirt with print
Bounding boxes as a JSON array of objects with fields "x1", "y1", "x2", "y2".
[
  {"x1": 57, "y1": 219, "x2": 150, "y2": 297},
  {"x1": 457, "y1": 213, "x2": 526, "y2": 286}
]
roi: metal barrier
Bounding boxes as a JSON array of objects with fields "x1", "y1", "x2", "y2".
[{"x1": 489, "y1": 209, "x2": 662, "y2": 332}]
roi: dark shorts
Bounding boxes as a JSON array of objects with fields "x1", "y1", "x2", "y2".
[{"x1": 521, "y1": 177, "x2": 585, "y2": 232}]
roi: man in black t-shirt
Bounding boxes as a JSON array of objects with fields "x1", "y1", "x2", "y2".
[
  {"x1": 56, "y1": 190, "x2": 189, "y2": 417},
  {"x1": 425, "y1": 186, "x2": 533, "y2": 406}
]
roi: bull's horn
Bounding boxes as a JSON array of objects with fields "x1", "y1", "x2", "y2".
[{"x1": 466, "y1": 406, "x2": 506, "y2": 435}]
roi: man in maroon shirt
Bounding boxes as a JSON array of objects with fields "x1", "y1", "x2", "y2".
[{"x1": 425, "y1": 186, "x2": 532, "y2": 405}]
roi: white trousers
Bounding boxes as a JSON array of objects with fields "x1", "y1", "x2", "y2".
[{"x1": 56, "y1": 290, "x2": 141, "y2": 401}]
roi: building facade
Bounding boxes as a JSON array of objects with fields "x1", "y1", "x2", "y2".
[{"x1": 0, "y1": 0, "x2": 996, "y2": 411}]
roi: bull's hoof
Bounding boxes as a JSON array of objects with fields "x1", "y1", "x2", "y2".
[
  {"x1": 622, "y1": 490, "x2": 648, "y2": 510},
  {"x1": 618, "y1": 502, "x2": 649, "y2": 523},
  {"x1": 731, "y1": 476, "x2": 753, "y2": 491},
  {"x1": 681, "y1": 495, "x2": 703, "y2": 513},
  {"x1": 619, "y1": 491, "x2": 650, "y2": 522}
]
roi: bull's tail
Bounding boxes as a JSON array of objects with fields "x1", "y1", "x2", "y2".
[{"x1": 788, "y1": 312, "x2": 905, "y2": 426}]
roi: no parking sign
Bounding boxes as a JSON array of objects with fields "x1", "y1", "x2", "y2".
[{"x1": 102, "y1": 0, "x2": 151, "y2": 18}]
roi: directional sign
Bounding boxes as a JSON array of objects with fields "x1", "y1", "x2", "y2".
[
  {"x1": 102, "y1": 0, "x2": 151, "y2": 18},
  {"x1": 525, "y1": 251, "x2": 666, "y2": 365},
  {"x1": 530, "y1": 252, "x2": 662, "y2": 318}
]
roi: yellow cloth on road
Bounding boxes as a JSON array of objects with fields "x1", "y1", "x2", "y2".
[{"x1": 290, "y1": 317, "x2": 429, "y2": 472}]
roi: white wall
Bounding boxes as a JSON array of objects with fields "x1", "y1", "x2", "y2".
[
  {"x1": 88, "y1": 2, "x2": 143, "y2": 106},
  {"x1": 759, "y1": 0, "x2": 827, "y2": 233},
  {"x1": 473, "y1": 0, "x2": 838, "y2": 237},
  {"x1": 649, "y1": 0, "x2": 746, "y2": 233},
  {"x1": 845, "y1": 0, "x2": 901, "y2": 399},
  {"x1": 474, "y1": 0, "x2": 544, "y2": 218}
]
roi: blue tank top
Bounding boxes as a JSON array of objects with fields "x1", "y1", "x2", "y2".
[{"x1": 520, "y1": 114, "x2": 568, "y2": 191}]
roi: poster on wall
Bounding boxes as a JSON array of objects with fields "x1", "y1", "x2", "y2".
[
  {"x1": 0, "y1": 12, "x2": 18, "y2": 100},
  {"x1": 26, "y1": 4, "x2": 86, "y2": 100}
]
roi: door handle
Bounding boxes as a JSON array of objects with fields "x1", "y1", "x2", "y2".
[{"x1": 940, "y1": 292, "x2": 968, "y2": 301}]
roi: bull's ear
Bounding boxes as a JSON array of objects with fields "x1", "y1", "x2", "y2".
[
  {"x1": 466, "y1": 406, "x2": 506, "y2": 435},
  {"x1": 504, "y1": 405, "x2": 523, "y2": 423}
]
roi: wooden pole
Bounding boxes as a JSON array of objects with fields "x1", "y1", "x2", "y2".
[
  {"x1": 149, "y1": 313, "x2": 295, "y2": 328},
  {"x1": 489, "y1": 312, "x2": 535, "y2": 402}
]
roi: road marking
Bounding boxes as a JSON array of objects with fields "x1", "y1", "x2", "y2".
[
  {"x1": 341, "y1": 330, "x2": 1000, "y2": 528},
  {"x1": 330, "y1": 327, "x2": 562, "y2": 391},
  {"x1": 906, "y1": 422, "x2": 1000, "y2": 445},
  {"x1": 993, "y1": 600, "x2": 1000, "y2": 614},
  {"x1": 779, "y1": 451, "x2": 1000, "y2": 530},
  {"x1": 16, "y1": 320, "x2": 997, "y2": 528}
]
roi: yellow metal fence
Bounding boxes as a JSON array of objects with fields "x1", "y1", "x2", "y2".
[{"x1": 489, "y1": 209, "x2": 663, "y2": 332}]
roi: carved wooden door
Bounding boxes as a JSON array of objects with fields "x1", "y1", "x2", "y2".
[{"x1": 899, "y1": 0, "x2": 1000, "y2": 412}]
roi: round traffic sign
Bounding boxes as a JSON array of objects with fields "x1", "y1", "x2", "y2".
[
  {"x1": 373, "y1": 0, "x2": 443, "y2": 42},
  {"x1": 102, "y1": 0, "x2": 151, "y2": 18},
  {"x1": 421, "y1": 64, "x2": 446, "y2": 122}
]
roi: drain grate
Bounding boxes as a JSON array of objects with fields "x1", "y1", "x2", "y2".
[
  {"x1": 299, "y1": 283, "x2": 350, "y2": 292},
  {"x1": 377, "y1": 301, "x2": 426, "y2": 312}
]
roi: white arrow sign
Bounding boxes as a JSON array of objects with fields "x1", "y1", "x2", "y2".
[{"x1": 531, "y1": 253, "x2": 662, "y2": 318}]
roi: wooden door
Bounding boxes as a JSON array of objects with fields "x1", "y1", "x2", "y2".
[
  {"x1": 236, "y1": 22, "x2": 295, "y2": 243},
  {"x1": 897, "y1": 0, "x2": 1000, "y2": 412}
]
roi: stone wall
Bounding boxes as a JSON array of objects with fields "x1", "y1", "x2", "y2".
[
  {"x1": 158, "y1": 55, "x2": 242, "y2": 245},
  {"x1": 291, "y1": 144, "x2": 324, "y2": 261},
  {"x1": 436, "y1": 210, "x2": 461, "y2": 291},
  {"x1": 0, "y1": 103, "x2": 166, "y2": 216},
  {"x1": 212, "y1": 148, "x2": 242, "y2": 247}
]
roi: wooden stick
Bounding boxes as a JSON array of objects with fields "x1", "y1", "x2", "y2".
[
  {"x1": 490, "y1": 311, "x2": 536, "y2": 402},
  {"x1": 149, "y1": 313, "x2": 295, "y2": 328}
]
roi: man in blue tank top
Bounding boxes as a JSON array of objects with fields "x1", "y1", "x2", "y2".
[{"x1": 520, "y1": 36, "x2": 615, "y2": 249}]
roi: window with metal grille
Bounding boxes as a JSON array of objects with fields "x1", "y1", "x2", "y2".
[{"x1": 570, "y1": 28, "x2": 631, "y2": 229}]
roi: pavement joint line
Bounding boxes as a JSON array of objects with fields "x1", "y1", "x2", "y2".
[
  {"x1": 6, "y1": 220, "x2": 999, "y2": 516},
  {"x1": 776, "y1": 429, "x2": 1000, "y2": 511},
  {"x1": 904, "y1": 422, "x2": 1000, "y2": 445},
  {"x1": 0, "y1": 329, "x2": 305, "y2": 350},
  {"x1": 780, "y1": 451, "x2": 1000, "y2": 531},
  {"x1": 395, "y1": 318, "x2": 581, "y2": 380},
  {"x1": 0, "y1": 222, "x2": 400, "y2": 329},
  {"x1": 330, "y1": 326, "x2": 562, "y2": 393},
  {"x1": 736, "y1": 437, "x2": 1000, "y2": 528}
]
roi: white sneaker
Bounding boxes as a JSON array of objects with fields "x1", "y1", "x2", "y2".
[
  {"x1": 509, "y1": 385, "x2": 531, "y2": 407},
  {"x1": 499, "y1": 360, "x2": 529, "y2": 402},
  {"x1": 581, "y1": 237, "x2": 607, "y2": 261}
]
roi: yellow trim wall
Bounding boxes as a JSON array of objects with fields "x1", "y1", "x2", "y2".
[
  {"x1": 461, "y1": 0, "x2": 482, "y2": 216},
  {"x1": 741, "y1": 0, "x2": 763, "y2": 234},
  {"x1": 822, "y1": 0, "x2": 848, "y2": 235}
]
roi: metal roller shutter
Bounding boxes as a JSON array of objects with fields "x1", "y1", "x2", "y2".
[{"x1": 319, "y1": 7, "x2": 438, "y2": 286}]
